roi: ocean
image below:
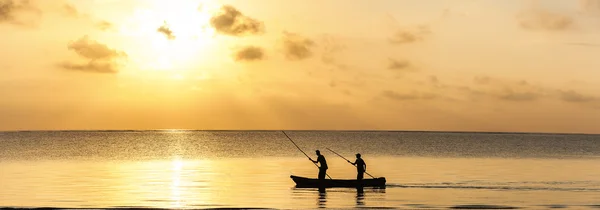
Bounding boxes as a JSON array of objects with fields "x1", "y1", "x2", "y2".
[{"x1": 1, "y1": 131, "x2": 599, "y2": 209}]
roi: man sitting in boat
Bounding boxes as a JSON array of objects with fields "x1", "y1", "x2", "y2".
[
  {"x1": 348, "y1": 153, "x2": 366, "y2": 180},
  {"x1": 309, "y1": 150, "x2": 328, "y2": 180}
]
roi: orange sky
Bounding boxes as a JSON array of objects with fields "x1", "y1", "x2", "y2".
[{"x1": 1, "y1": 0, "x2": 599, "y2": 133}]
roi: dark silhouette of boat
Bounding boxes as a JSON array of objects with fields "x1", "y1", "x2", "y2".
[{"x1": 290, "y1": 175, "x2": 386, "y2": 188}]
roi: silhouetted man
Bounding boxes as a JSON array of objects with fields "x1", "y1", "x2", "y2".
[
  {"x1": 310, "y1": 150, "x2": 328, "y2": 180},
  {"x1": 348, "y1": 153, "x2": 366, "y2": 180}
]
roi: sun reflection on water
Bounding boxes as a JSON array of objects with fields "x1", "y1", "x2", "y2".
[{"x1": 170, "y1": 159, "x2": 183, "y2": 208}]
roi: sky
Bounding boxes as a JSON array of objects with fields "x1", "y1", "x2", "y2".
[{"x1": 1, "y1": 0, "x2": 600, "y2": 133}]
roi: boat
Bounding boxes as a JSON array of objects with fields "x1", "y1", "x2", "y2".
[{"x1": 290, "y1": 175, "x2": 386, "y2": 188}]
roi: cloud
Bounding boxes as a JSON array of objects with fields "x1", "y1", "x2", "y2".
[
  {"x1": 559, "y1": 90, "x2": 598, "y2": 103},
  {"x1": 0, "y1": 0, "x2": 40, "y2": 25},
  {"x1": 427, "y1": 75, "x2": 449, "y2": 89},
  {"x1": 58, "y1": 61, "x2": 118, "y2": 74},
  {"x1": 96, "y1": 20, "x2": 112, "y2": 31},
  {"x1": 281, "y1": 31, "x2": 315, "y2": 60},
  {"x1": 483, "y1": 79, "x2": 543, "y2": 101},
  {"x1": 319, "y1": 35, "x2": 346, "y2": 65},
  {"x1": 473, "y1": 76, "x2": 492, "y2": 85},
  {"x1": 517, "y1": 10, "x2": 574, "y2": 31},
  {"x1": 67, "y1": 36, "x2": 125, "y2": 60},
  {"x1": 328, "y1": 78, "x2": 366, "y2": 89},
  {"x1": 209, "y1": 5, "x2": 264, "y2": 36},
  {"x1": 342, "y1": 90, "x2": 352, "y2": 96},
  {"x1": 234, "y1": 46, "x2": 265, "y2": 62},
  {"x1": 429, "y1": 76, "x2": 439, "y2": 84},
  {"x1": 329, "y1": 80, "x2": 337, "y2": 88},
  {"x1": 449, "y1": 77, "x2": 548, "y2": 102},
  {"x1": 387, "y1": 58, "x2": 412, "y2": 71},
  {"x1": 389, "y1": 26, "x2": 430, "y2": 45},
  {"x1": 497, "y1": 89, "x2": 540, "y2": 101},
  {"x1": 60, "y1": 36, "x2": 126, "y2": 73},
  {"x1": 456, "y1": 77, "x2": 600, "y2": 106},
  {"x1": 454, "y1": 86, "x2": 541, "y2": 102},
  {"x1": 579, "y1": 0, "x2": 600, "y2": 14},
  {"x1": 56, "y1": 3, "x2": 113, "y2": 32},
  {"x1": 61, "y1": 3, "x2": 79, "y2": 18},
  {"x1": 382, "y1": 90, "x2": 436, "y2": 101},
  {"x1": 157, "y1": 22, "x2": 175, "y2": 40},
  {"x1": 456, "y1": 86, "x2": 486, "y2": 97},
  {"x1": 566, "y1": 42, "x2": 600, "y2": 47}
]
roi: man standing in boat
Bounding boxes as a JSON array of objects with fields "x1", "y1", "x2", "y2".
[
  {"x1": 309, "y1": 150, "x2": 328, "y2": 180},
  {"x1": 348, "y1": 153, "x2": 366, "y2": 180}
]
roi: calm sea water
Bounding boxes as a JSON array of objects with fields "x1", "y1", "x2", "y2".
[{"x1": 1, "y1": 131, "x2": 600, "y2": 209}]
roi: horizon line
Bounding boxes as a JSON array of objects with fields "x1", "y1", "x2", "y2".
[{"x1": 0, "y1": 129, "x2": 598, "y2": 135}]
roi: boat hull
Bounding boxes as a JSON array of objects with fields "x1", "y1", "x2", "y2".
[{"x1": 290, "y1": 175, "x2": 386, "y2": 188}]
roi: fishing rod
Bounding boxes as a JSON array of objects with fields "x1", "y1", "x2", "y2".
[
  {"x1": 283, "y1": 131, "x2": 332, "y2": 179},
  {"x1": 326, "y1": 147, "x2": 375, "y2": 179}
]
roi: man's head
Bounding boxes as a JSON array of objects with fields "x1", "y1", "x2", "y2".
[
  {"x1": 316, "y1": 150, "x2": 321, "y2": 155},
  {"x1": 356, "y1": 153, "x2": 361, "y2": 158}
]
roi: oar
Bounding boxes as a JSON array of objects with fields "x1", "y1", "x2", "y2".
[
  {"x1": 326, "y1": 147, "x2": 375, "y2": 179},
  {"x1": 283, "y1": 131, "x2": 332, "y2": 179}
]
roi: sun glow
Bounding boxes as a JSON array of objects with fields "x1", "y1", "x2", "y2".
[{"x1": 119, "y1": 0, "x2": 221, "y2": 72}]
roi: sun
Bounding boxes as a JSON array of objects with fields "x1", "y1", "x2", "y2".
[{"x1": 119, "y1": 0, "x2": 221, "y2": 72}]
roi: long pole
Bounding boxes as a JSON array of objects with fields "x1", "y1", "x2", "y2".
[
  {"x1": 283, "y1": 131, "x2": 332, "y2": 179},
  {"x1": 326, "y1": 147, "x2": 375, "y2": 179}
]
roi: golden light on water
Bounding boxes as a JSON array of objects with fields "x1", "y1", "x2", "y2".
[
  {"x1": 2, "y1": 156, "x2": 600, "y2": 208},
  {"x1": 170, "y1": 159, "x2": 183, "y2": 208}
]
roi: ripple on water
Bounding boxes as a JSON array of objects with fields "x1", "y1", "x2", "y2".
[
  {"x1": 449, "y1": 204, "x2": 520, "y2": 209},
  {"x1": 541, "y1": 204, "x2": 569, "y2": 209},
  {"x1": 403, "y1": 204, "x2": 437, "y2": 209}
]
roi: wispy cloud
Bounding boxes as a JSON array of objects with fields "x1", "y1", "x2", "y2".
[
  {"x1": 497, "y1": 89, "x2": 540, "y2": 101},
  {"x1": 446, "y1": 77, "x2": 547, "y2": 102},
  {"x1": 234, "y1": 46, "x2": 265, "y2": 62},
  {"x1": 0, "y1": 0, "x2": 41, "y2": 26},
  {"x1": 579, "y1": 0, "x2": 600, "y2": 14},
  {"x1": 281, "y1": 31, "x2": 315, "y2": 61},
  {"x1": 558, "y1": 90, "x2": 598, "y2": 103},
  {"x1": 319, "y1": 35, "x2": 346, "y2": 67},
  {"x1": 67, "y1": 36, "x2": 125, "y2": 60},
  {"x1": 96, "y1": 20, "x2": 113, "y2": 31},
  {"x1": 56, "y1": 3, "x2": 113, "y2": 31},
  {"x1": 59, "y1": 36, "x2": 127, "y2": 74},
  {"x1": 387, "y1": 58, "x2": 412, "y2": 71},
  {"x1": 566, "y1": 42, "x2": 600, "y2": 48},
  {"x1": 157, "y1": 21, "x2": 175, "y2": 40},
  {"x1": 58, "y1": 61, "x2": 119, "y2": 74},
  {"x1": 61, "y1": 3, "x2": 80, "y2": 18},
  {"x1": 389, "y1": 26, "x2": 431, "y2": 45},
  {"x1": 473, "y1": 76, "x2": 492, "y2": 85},
  {"x1": 210, "y1": 5, "x2": 264, "y2": 36},
  {"x1": 329, "y1": 78, "x2": 366, "y2": 89},
  {"x1": 382, "y1": 90, "x2": 436, "y2": 101},
  {"x1": 517, "y1": 10, "x2": 574, "y2": 31}
]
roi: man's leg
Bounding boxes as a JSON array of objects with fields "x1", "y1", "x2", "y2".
[
  {"x1": 357, "y1": 172, "x2": 364, "y2": 180},
  {"x1": 318, "y1": 169, "x2": 326, "y2": 180}
]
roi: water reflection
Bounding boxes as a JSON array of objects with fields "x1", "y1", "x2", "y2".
[
  {"x1": 356, "y1": 187, "x2": 365, "y2": 207},
  {"x1": 170, "y1": 159, "x2": 183, "y2": 208},
  {"x1": 317, "y1": 188, "x2": 327, "y2": 208}
]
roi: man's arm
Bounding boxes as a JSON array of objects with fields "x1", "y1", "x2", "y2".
[{"x1": 312, "y1": 156, "x2": 323, "y2": 164}]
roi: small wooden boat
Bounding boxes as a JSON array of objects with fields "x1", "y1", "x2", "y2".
[{"x1": 290, "y1": 175, "x2": 386, "y2": 188}]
